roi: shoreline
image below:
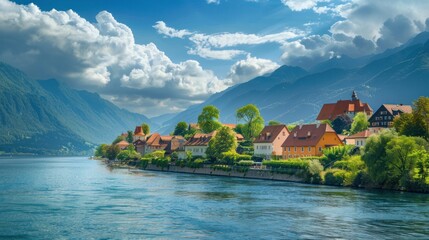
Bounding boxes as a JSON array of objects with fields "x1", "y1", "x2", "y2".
[{"x1": 100, "y1": 159, "x2": 429, "y2": 194}]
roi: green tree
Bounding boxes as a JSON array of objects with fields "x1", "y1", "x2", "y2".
[
  {"x1": 287, "y1": 124, "x2": 297, "y2": 132},
  {"x1": 268, "y1": 120, "x2": 282, "y2": 126},
  {"x1": 236, "y1": 104, "x2": 264, "y2": 140},
  {"x1": 349, "y1": 112, "x2": 369, "y2": 134},
  {"x1": 394, "y1": 97, "x2": 429, "y2": 140},
  {"x1": 385, "y1": 136, "x2": 422, "y2": 188},
  {"x1": 173, "y1": 122, "x2": 188, "y2": 136},
  {"x1": 206, "y1": 126, "x2": 238, "y2": 160},
  {"x1": 112, "y1": 135, "x2": 125, "y2": 145},
  {"x1": 126, "y1": 130, "x2": 133, "y2": 143},
  {"x1": 321, "y1": 119, "x2": 333, "y2": 127},
  {"x1": 412, "y1": 150, "x2": 429, "y2": 184},
  {"x1": 95, "y1": 144, "x2": 109, "y2": 157},
  {"x1": 141, "y1": 123, "x2": 150, "y2": 135},
  {"x1": 362, "y1": 129, "x2": 397, "y2": 186},
  {"x1": 198, "y1": 105, "x2": 222, "y2": 133},
  {"x1": 106, "y1": 144, "x2": 120, "y2": 160}
]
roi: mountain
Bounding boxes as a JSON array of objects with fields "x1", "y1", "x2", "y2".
[
  {"x1": 0, "y1": 62, "x2": 150, "y2": 154},
  {"x1": 159, "y1": 38, "x2": 429, "y2": 134}
]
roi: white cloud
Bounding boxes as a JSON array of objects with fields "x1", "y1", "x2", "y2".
[
  {"x1": 153, "y1": 21, "x2": 192, "y2": 38},
  {"x1": 154, "y1": 21, "x2": 305, "y2": 60},
  {"x1": 281, "y1": 0, "x2": 326, "y2": 11},
  {"x1": 226, "y1": 55, "x2": 280, "y2": 84},
  {"x1": 0, "y1": 0, "x2": 229, "y2": 115},
  {"x1": 280, "y1": 0, "x2": 429, "y2": 68},
  {"x1": 207, "y1": 0, "x2": 220, "y2": 4}
]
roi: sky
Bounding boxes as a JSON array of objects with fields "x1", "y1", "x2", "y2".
[{"x1": 1, "y1": 0, "x2": 429, "y2": 117}]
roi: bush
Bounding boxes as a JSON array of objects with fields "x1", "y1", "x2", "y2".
[
  {"x1": 321, "y1": 145, "x2": 354, "y2": 168},
  {"x1": 324, "y1": 169, "x2": 353, "y2": 186},
  {"x1": 187, "y1": 158, "x2": 205, "y2": 168},
  {"x1": 220, "y1": 151, "x2": 251, "y2": 165},
  {"x1": 145, "y1": 150, "x2": 165, "y2": 159},
  {"x1": 262, "y1": 159, "x2": 309, "y2": 170},
  {"x1": 237, "y1": 160, "x2": 254, "y2": 167},
  {"x1": 139, "y1": 158, "x2": 151, "y2": 169},
  {"x1": 307, "y1": 159, "x2": 324, "y2": 184},
  {"x1": 333, "y1": 155, "x2": 365, "y2": 172},
  {"x1": 211, "y1": 165, "x2": 232, "y2": 172},
  {"x1": 151, "y1": 158, "x2": 170, "y2": 169}
]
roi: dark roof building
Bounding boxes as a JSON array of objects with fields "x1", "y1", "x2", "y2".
[{"x1": 368, "y1": 104, "x2": 412, "y2": 128}]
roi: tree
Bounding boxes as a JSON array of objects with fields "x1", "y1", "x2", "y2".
[
  {"x1": 106, "y1": 144, "x2": 120, "y2": 160},
  {"x1": 332, "y1": 114, "x2": 352, "y2": 134},
  {"x1": 173, "y1": 122, "x2": 188, "y2": 136},
  {"x1": 236, "y1": 104, "x2": 264, "y2": 140},
  {"x1": 394, "y1": 97, "x2": 429, "y2": 140},
  {"x1": 95, "y1": 144, "x2": 109, "y2": 157},
  {"x1": 268, "y1": 120, "x2": 282, "y2": 126},
  {"x1": 206, "y1": 126, "x2": 237, "y2": 160},
  {"x1": 349, "y1": 112, "x2": 369, "y2": 134},
  {"x1": 362, "y1": 129, "x2": 397, "y2": 186},
  {"x1": 126, "y1": 130, "x2": 133, "y2": 143},
  {"x1": 287, "y1": 124, "x2": 297, "y2": 132},
  {"x1": 198, "y1": 105, "x2": 222, "y2": 133},
  {"x1": 141, "y1": 123, "x2": 150, "y2": 135},
  {"x1": 385, "y1": 136, "x2": 422, "y2": 188},
  {"x1": 321, "y1": 119, "x2": 333, "y2": 128},
  {"x1": 112, "y1": 135, "x2": 125, "y2": 145}
]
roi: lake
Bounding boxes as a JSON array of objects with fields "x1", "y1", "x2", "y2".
[{"x1": 0, "y1": 157, "x2": 428, "y2": 239}]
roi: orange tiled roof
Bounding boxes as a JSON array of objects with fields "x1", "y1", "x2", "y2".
[
  {"x1": 281, "y1": 123, "x2": 337, "y2": 147},
  {"x1": 382, "y1": 104, "x2": 412, "y2": 115},
  {"x1": 134, "y1": 126, "x2": 145, "y2": 136},
  {"x1": 116, "y1": 140, "x2": 130, "y2": 147},
  {"x1": 317, "y1": 100, "x2": 372, "y2": 121},
  {"x1": 345, "y1": 129, "x2": 372, "y2": 139},
  {"x1": 254, "y1": 125, "x2": 289, "y2": 143}
]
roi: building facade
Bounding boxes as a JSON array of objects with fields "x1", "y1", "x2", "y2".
[
  {"x1": 317, "y1": 91, "x2": 373, "y2": 121},
  {"x1": 253, "y1": 125, "x2": 289, "y2": 159},
  {"x1": 282, "y1": 123, "x2": 343, "y2": 158},
  {"x1": 368, "y1": 104, "x2": 412, "y2": 128}
]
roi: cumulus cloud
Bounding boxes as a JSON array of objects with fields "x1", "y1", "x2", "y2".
[
  {"x1": 226, "y1": 55, "x2": 280, "y2": 84},
  {"x1": 281, "y1": 0, "x2": 429, "y2": 68},
  {"x1": 0, "y1": 0, "x2": 233, "y2": 116},
  {"x1": 153, "y1": 21, "x2": 192, "y2": 38},
  {"x1": 281, "y1": 0, "x2": 321, "y2": 11},
  {"x1": 154, "y1": 21, "x2": 305, "y2": 60}
]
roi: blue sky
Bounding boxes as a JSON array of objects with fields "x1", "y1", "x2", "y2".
[{"x1": 2, "y1": 0, "x2": 429, "y2": 116}]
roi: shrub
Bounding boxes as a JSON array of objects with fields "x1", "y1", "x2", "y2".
[
  {"x1": 307, "y1": 159, "x2": 324, "y2": 184},
  {"x1": 187, "y1": 158, "x2": 205, "y2": 168},
  {"x1": 211, "y1": 165, "x2": 232, "y2": 172},
  {"x1": 139, "y1": 158, "x2": 151, "y2": 169},
  {"x1": 321, "y1": 145, "x2": 354, "y2": 168},
  {"x1": 324, "y1": 169, "x2": 353, "y2": 186},
  {"x1": 237, "y1": 160, "x2": 254, "y2": 167},
  {"x1": 262, "y1": 159, "x2": 309, "y2": 170},
  {"x1": 333, "y1": 155, "x2": 365, "y2": 172},
  {"x1": 151, "y1": 158, "x2": 170, "y2": 169}
]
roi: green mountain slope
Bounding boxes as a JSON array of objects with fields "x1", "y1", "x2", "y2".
[{"x1": 0, "y1": 62, "x2": 149, "y2": 154}]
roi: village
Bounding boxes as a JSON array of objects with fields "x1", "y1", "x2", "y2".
[{"x1": 95, "y1": 92, "x2": 429, "y2": 192}]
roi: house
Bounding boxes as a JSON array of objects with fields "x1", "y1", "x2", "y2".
[
  {"x1": 316, "y1": 91, "x2": 373, "y2": 121},
  {"x1": 116, "y1": 140, "x2": 130, "y2": 150},
  {"x1": 368, "y1": 104, "x2": 412, "y2": 128},
  {"x1": 253, "y1": 124, "x2": 289, "y2": 159},
  {"x1": 281, "y1": 123, "x2": 343, "y2": 158},
  {"x1": 184, "y1": 130, "x2": 244, "y2": 157},
  {"x1": 133, "y1": 139, "x2": 146, "y2": 155},
  {"x1": 145, "y1": 133, "x2": 172, "y2": 154},
  {"x1": 344, "y1": 129, "x2": 372, "y2": 147},
  {"x1": 164, "y1": 136, "x2": 186, "y2": 156},
  {"x1": 184, "y1": 132, "x2": 216, "y2": 157},
  {"x1": 133, "y1": 126, "x2": 145, "y2": 142}
]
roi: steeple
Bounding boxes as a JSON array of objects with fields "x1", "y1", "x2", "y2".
[{"x1": 351, "y1": 90, "x2": 358, "y2": 101}]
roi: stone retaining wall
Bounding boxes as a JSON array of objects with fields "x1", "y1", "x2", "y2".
[{"x1": 144, "y1": 164, "x2": 305, "y2": 182}]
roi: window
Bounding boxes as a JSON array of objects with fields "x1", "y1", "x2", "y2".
[
  {"x1": 294, "y1": 147, "x2": 297, "y2": 152},
  {"x1": 308, "y1": 147, "x2": 311, "y2": 152},
  {"x1": 318, "y1": 147, "x2": 322, "y2": 152},
  {"x1": 283, "y1": 131, "x2": 285, "y2": 136},
  {"x1": 301, "y1": 147, "x2": 304, "y2": 152},
  {"x1": 288, "y1": 147, "x2": 291, "y2": 152}
]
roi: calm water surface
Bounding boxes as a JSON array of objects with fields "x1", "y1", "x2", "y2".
[{"x1": 0, "y1": 157, "x2": 428, "y2": 239}]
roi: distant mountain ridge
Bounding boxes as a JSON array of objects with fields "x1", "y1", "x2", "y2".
[
  {"x1": 0, "y1": 62, "x2": 150, "y2": 154},
  {"x1": 158, "y1": 34, "x2": 429, "y2": 134}
]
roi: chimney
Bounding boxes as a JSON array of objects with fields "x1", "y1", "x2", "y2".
[
  {"x1": 307, "y1": 131, "x2": 311, "y2": 137},
  {"x1": 294, "y1": 132, "x2": 297, "y2": 137},
  {"x1": 299, "y1": 124, "x2": 303, "y2": 129},
  {"x1": 316, "y1": 123, "x2": 320, "y2": 128}
]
